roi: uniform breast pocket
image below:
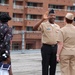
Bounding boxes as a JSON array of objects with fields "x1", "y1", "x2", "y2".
[{"x1": 45, "y1": 28, "x2": 52, "y2": 33}]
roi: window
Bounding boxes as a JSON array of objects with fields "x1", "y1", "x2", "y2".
[
  {"x1": 48, "y1": 4, "x2": 65, "y2": 10},
  {"x1": 12, "y1": 26, "x2": 22, "y2": 30},
  {"x1": 13, "y1": 0, "x2": 16, "y2": 5},
  {"x1": 0, "y1": 0, "x2": 8, "y2": 5},
  {"x1": 26, "y1": 26, "x2": 33, "y2": 31},
  {"x1": 12, "y1": 43, "x2": 21, "y2": 50},
  {"x1": 67, "y1": 6, "x2": 75, "y2": 11},
  {"x1": 13, "y1": 13, "x2": 23, "y2": 18},
  {"x1": 13, "y1": 0, "x2": 23, "y2": 6},
  {"x1": 55, "y1": 16, "x2": 64, "y2": 22},
  {"x1": 13, "y1": 13, "x2": 23, "y2": 21},
  {"x1": 13, "y1": 13, "x2": 16, "y2": 17},
  {"x1": 26, "y1": 14, "x2": 42, "y2": 20},
  {"x1": 0, "y1": 0, "x2": 5, "y2": 4},
  {"x1": 26, "y1": 43, "x2": 33, "y2": 49},
  {"x1": 27, "y1": 2, "x2": 43, "y2": 7}
]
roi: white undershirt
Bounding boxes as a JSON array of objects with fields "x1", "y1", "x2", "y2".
[{"x1": 51, "y1": 24, "x2": 55, "y2": 27}]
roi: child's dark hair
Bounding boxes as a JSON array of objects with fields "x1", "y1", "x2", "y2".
[{"x1": 0, "y1": 49, "x2": 9, "y2": 61}]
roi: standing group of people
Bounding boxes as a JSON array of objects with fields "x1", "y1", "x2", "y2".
[
  {"x1": 33, "y1": 9, "x2": 75, "y2": 75},
  {"x1": 0, "y1": 9, "x2": 75, "y2": 75}
]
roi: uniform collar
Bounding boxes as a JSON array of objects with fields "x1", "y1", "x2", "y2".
[
  {"x1": 46, "y1": 21, "x2": 56, "y2": 26},
  {"x1": 65, "y1": 24, "x2": 74, "y2": 27}
]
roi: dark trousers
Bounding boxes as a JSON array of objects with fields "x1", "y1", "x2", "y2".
[{"x1": 41, "y1": 44, "x2": 57, "y2": 75}]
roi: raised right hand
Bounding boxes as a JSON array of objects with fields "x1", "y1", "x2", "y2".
[{"x1": 42, "y1": 11, "x2": 49, "y2": 20}]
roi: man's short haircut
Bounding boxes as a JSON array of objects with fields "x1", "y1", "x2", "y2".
[{"x1": 65, "y1": 18, "x2": 73, "y2": 23}]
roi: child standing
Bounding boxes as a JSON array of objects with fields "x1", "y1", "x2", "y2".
[{"x1": 0, "y1": 50, "x2": 12, "y2": 75}]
